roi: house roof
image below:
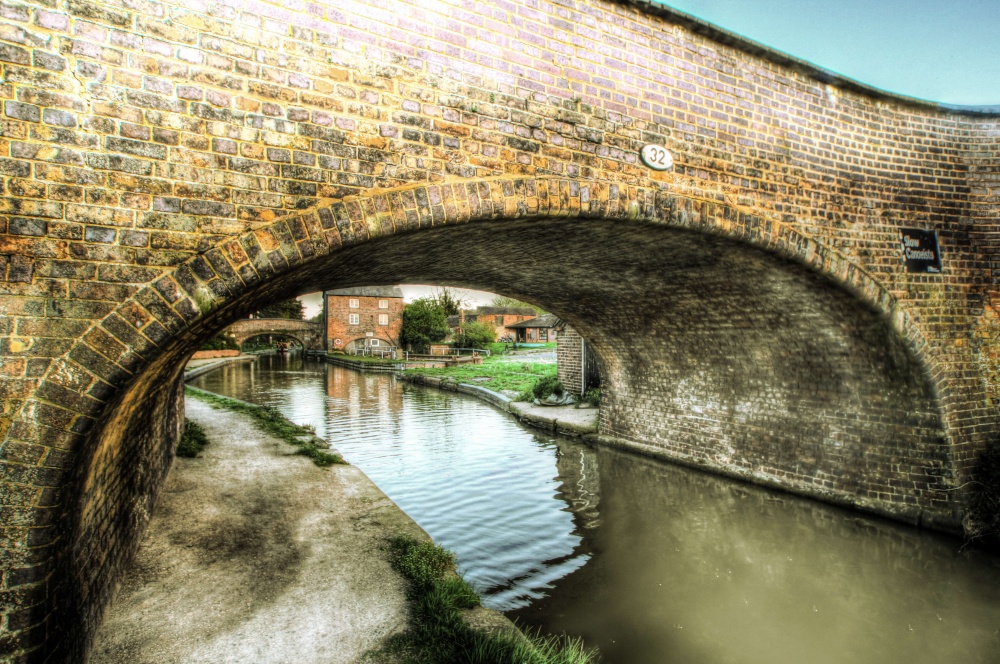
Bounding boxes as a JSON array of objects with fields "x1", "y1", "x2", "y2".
[
  {"x1": 505, "y1": 313, "x2": 561, "y2": 329},
  {"x1": 325, "y1": 286, "x2": 404, "y2": 298}
]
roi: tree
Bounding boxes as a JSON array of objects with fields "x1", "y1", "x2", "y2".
[
  {"x1": 400, "y1": 298, "x2": 450, "y2": 353},
  {"x1": 452, "y1": 320, "x2": 496, "y2": 350},
  {"x1": 490, "y1": 295, "x2": 546, "y2": 314},
  {"x1": 253, "y1": 297, "x2": 305, "y2": 319},
  {"x1": 431, "y1": 287, "x2": 467, "y2": 317}
]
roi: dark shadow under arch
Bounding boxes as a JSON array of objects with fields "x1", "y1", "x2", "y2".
[{"x1": 3, "y1": 177, "x2": 967, "y2": 661}]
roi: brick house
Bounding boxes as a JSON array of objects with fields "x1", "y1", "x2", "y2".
[
  {"x1": 446, "y1": 306, "x2": 537, "y2": 340},
  {"x1": 505, "y1": 313, "x2": 561, "y2": 343},
  {"x1": 325, "y1": 286, "x2": 404, "y2": 354}
]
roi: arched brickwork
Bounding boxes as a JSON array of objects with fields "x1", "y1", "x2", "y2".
[
  {"x1": 0, "y1": 0, "x2": 998, "y2": 659},
  {"x1": 0, "y1": 175, "x2": 969, "y2": 660},
  {"x1": 224, "y1": 318, "x2": 324, "y2": 350}
]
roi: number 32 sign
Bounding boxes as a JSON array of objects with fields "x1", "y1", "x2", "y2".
[{"x1": 640, "y1": 144, "x2": 673, "y2": 171}]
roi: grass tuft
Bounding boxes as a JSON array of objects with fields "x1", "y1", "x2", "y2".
[
  {"x1": 176, "y1": 418, "x2": 210, "y2": 457},
  {"x1": 366, "y1": 535, "x2": 599, "y2": 664},
  {"x1": 185, "y1": 386, "x2": 347, "y2": 467}
]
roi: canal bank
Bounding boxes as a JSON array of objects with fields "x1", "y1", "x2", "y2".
[
  {"x1": 89, "y1": 396, "x2": 424, "y2": 663},
  {"x1": 398, "y1": 372, "x2": 597, "y2": 438},
  {"x1": 90, "y1": 362, "x2": 514, "y2": 663}
]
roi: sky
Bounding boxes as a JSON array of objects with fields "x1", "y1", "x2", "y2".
[
  {"x1": 299, "y1": 0, "x2": 999, "y2": 318},
  {"x1": 658, "y1": 0, "x2": 1000, "y2": 106},
  {"x1": 299, "y1": 287, "x2": 499, "y2": 318}
]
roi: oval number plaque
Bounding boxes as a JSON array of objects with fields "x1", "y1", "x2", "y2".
[{"x1": 640, "y1": 144, "x2": 673, "y2": 171}]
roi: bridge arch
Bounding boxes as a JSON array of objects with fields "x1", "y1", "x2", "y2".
[
  {"x1": 222, "y1": 319, "x2": 325, "y2": 352},
  {"x1": 0, "y1": 176, "x2": 972, "y2": 660},
  {"x1": 237, "y1": 333, "x2": 304, "y2": 350}
]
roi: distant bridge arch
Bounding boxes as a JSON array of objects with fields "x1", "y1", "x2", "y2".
[{"x1": 224, "y1": 319, "x2": 325, "y2": 352}]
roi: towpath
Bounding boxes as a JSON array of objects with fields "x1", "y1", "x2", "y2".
[{"x1": 90, "y1": 396, "x2": 421, "y2": 663}]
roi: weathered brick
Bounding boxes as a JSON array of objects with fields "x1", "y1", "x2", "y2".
[
  {"x1": 181, "y1": 200, "x2": 234, "y2": 217},
  {"x1": 41, "y1": 109, "x2": 77, "y2": 128},
  {"x1": 105, "y1": 137, "x2": 167, "y2": 160},
  {"x1": 83, "y1": 227, "x2": 115, "y2": 244},
  {"x1": 4, "y1": 101, "x2": 39, "y2": 122},
  {"x1": 67, "y1": 0, "x2": 130, "y2": 27},
  {"x1": 0, "y1": 42, "x2": 29, "y2": 64}
]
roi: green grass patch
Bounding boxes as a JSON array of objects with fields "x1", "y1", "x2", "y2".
[
  {"x1": 367, "y1": 535, "x2": 598, "y2": 664},
  {"x1": 176, "y1": 418, "x2": 210, "y2": 457},
  {"x1": 406, "y1": 356, "x2": 557, "y2": 397},
  {"x1": 185, "y1": 386, "x2": 346, "y2": 467}
]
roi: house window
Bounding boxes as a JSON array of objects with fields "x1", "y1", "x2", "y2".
[
  {"x1": 540, "y1": 329, "x2": 548, "y2": 341},
  {"x1": 379, "y1": 299, "x2": 389, "y2": 309},
  {"x1": 370, "y1": 339, "x2": 380, "y2": 346},
  {"x1": 349, "y1": 299, "x2": 359, "y2": 308},
  {"x1": 378, "y1": 314, "x2": 389, "y2": 326},
  {"x1": 349, "y1": 314, "x2": 359, "y2": 325}
]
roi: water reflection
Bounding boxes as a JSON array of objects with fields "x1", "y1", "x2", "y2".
[
  {"x1": 511, "y1": 452, "x2": 1000, "y2": 664},
  {"x1": 190, "y1": 354, "x2": 593, "y2": 610},
  {"x1": 191, "y1": 355, "x2": 1000, "y2": 663}
]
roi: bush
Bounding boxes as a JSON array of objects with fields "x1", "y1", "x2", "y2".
[
  {"x1": 176, "y1": 419, "x2": 209, "y2": 457},
  {"x1": 199, "y1": 335, "x2": 239, "y2": 351},
  {"x1": 581, "y1": 388, "x2": 601, "y2": 406},
  {"x1": 532, "y1": 375, "x2": 564, "y2": 401},
  {"x1": 452, "y1": 320, "x2": 496, "y2": 350},
  {"x1": 402, "y1": 299, "x2": 449, "y2": 352}
]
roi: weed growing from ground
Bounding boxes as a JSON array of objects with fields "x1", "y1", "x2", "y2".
[
  {"x1": 967, "y1": 442, "x2": 1000, "y2": 541},
  {"x1": 366, "y1": 535, "x2": 599, "y2": 664},
  {"x1": 185, "y1": 386, "x2": 346, "y2": 467},
  {"x1": 532, "y1": 375, "x2": 565, "y2": 401},
  {"x1": 580, "y1": 388, "x2": 601, "y2": 407},
  {"x1": 176, "y1": 419, "x2": 210, "y2": 457}
]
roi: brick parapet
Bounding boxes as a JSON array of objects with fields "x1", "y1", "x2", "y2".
[{"x1": 0, "y1": 0, "x2": 997, "y2": 659}]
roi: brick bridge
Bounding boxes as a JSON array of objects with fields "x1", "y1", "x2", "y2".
[
  {"x1": 1, "y1": 0, "x2": 999, "y2": 660},
  {"x1": 223, "y1": 318, "x2": 324, "y2": 350}
]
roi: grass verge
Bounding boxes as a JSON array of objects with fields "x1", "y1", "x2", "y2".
[
  {"x1": 405, "y1": 356, "x2": 557, "y2": 397},
  {"x1": 366, "y1": 534, "x2": 598, "y2": 664},
  {"x1": 184, "y1": 386, "x2": 346, "y2": 467},
  {"x1": 176, "y1": 419, "x2": 210, "y2": 457}
]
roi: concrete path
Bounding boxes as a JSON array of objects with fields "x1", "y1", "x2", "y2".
[
  {"x1": 183, "y1": 354, "x2": 256, "y2": 380},
  {"x1": 508, "y1": 401, "x2": 598, "y2": 436},
  {"x1": 90, "y1": 397, "x2": 422, "y2": 664}
]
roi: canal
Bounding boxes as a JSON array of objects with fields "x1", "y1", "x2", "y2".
[{"x1": 189, "y1": 353, "x2": 1000, "y2": 664}]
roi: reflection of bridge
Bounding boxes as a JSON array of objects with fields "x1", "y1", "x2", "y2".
[{"x1": 223, "y1": 319, "x2": 325, "y2": 352}]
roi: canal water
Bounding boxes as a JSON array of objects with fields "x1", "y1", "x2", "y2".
[{"x1": 189, "y1": 353, "x2": 1000, "y2": 664}]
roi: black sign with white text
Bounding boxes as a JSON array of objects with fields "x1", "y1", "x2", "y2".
[{"x1": 899, "y1": 228, "x2": 942, "y2": 274}]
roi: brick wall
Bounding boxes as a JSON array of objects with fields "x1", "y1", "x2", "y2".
[
  {"x1": 558, "y1": 325, "x2": 584, "y2": 395},
  {"x1": 0, "y1": 0, "x2": 998, "y2": 660}
]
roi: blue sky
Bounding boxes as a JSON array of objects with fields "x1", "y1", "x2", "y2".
[{"x1": 657, "y1": 0, "x2": 1000, "y2": 106}]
